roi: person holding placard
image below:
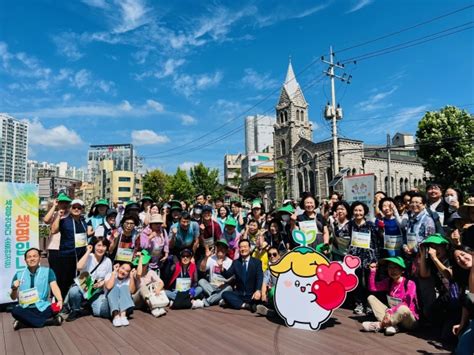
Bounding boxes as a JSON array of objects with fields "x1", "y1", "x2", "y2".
[
  {"x1": 66, "y1": 237, "x2": 112, "y2": 321},
  {"x1": 376, "y1": 197, "x2": 404, "y2": 258},
  {"x1": 297, "y1": 193, "x2": 329, "y2": 252},
  {"x1": 109, "y1": 213, "x2": 139, "y2": 262},
  {"x1": 105, "y1": 262, "x2": 137, "y2": 327},
  {"x1": 165, "y1": 249, "x2": 202, "y2": 304},
  {"x1": 50, "y1": 199, "x2": 89, "y2": 298},
  {"x1": 348, "y1": 201, "x2": 382, "y2": 316},
  {"x1": 138, "y1": 214, "x2": 169, "y2": 272},
  {"x1": 10, "y1": 248, "x2": 63, "y2": 330},
  {"x1": 331, "y1": 201, "x2": 352, "y2": 262}
]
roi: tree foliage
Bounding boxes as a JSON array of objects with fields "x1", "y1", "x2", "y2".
[
  {"x1": 416, "y1": 106, "x2": 474, "y2": 191},
  {"x1": 165, "y1": 168, "x2": 195, "y2": 202},
  {"x1": 142, "y1": 169, "x2": 169, "y2": 203},
  {"x1": 189, "y1": 163, "x2": 224, "y2": 199},
  {"x1": 242, "y1": 179, "x2": 266, "y2": 200}
]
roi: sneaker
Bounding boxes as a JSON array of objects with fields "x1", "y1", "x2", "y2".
[
  {"x1": 112, "y1": 317, "x2": 122, "y2": 327},
  {"x1": 256, "y1": 304, "x2": 269, "y2": 316},
  {"x1": 365, "y1": 306, "x2": 373, "y2": 315},
  {"x1": 353, "y1": 303, "x2": 365, "y2": 315},
  {"x1": 151, "y1": 308, "x2": 166, "y2": 317},
  {"x1": 13, "y1": 320, "x2": 23, "y2": 331},
  {"x1": 65, "y1": 310, "x2": 81, "y2": 322},
  {"x1": 120, "y1": 317, "x2": 129, "y2": 326},
  {"x1": 53, "y1": 315, "x2": 63, "y2": 326},
  {"x1": 219, "y1": 299, "x2": 226, "y2": 307},
  {"x1": 168, "y1": 301, "x2": 173, "y2": 308},
  {"x1": 191, "y1": 299, "x2": 205, "y2": 309},
  {"x1": 362, "y1": 321, "x2": 381, "y2": 332},
  {"x1": 241, "y1": 303, "x2": 250, "y2": 310},
  {"x1": 384, "y1": 326, "x2": 398, "y2": 336}
]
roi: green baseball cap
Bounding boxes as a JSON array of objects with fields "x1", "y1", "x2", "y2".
[
  {"x1": 216, "y1": 239, "x2": 229, "y2": 248},
  {"x1": 421, "y1": 233, "x2": 449, "y2": 246},
  {"x1": 382, "y1": 256, "x2": 406, "y2": 269},
  {"x1": 278, "y1": 204, "x2": 295, "y2": 214},
  {"x1": 95, "y1": 199, "x2": 109, "y2": 207},
  {"x1": 57, "y1": 193, "x2": 72, "y2": 202},
  {"x1": 132, "y1": 250, "x2": 152, "y2": 266},
  {"x1": 225, "y1": 217, "x2": 238, "y2": 227},
  {"x1": 141, "y1": 196, "x2": 153, "y2": 202}
]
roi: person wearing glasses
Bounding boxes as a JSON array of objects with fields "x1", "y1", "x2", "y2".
[
  {"x1": 256, "y1": 246, "x2": 281, "y2": 317},
  {"x1": 109, "y1": 214, "x2": 140, "y2": 261},
  {"x1": 50, "y1": 199, "x2": 89, "y2": 298},
  {"x1": 165, "y1": 249, "x2": 202, "y2": 304}
]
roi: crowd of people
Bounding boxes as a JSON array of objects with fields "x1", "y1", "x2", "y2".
[{"x1": 9, "y1": 185, "x2": 474, "y2": 354}]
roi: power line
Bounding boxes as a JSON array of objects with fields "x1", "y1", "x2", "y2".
[{"x1": 335, "y1": 4, "x2": 474, "y2": 54}]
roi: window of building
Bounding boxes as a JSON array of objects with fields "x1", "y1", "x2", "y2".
[
  {"x1": 281, "y1": 140, "x2": 286, "y2": 156},
  {"x1": 118, "y1": 187, "x2": 130, "y2": 192},
  {"x1": 118, "y1": 176, "x2": 131, "y2": 182}
]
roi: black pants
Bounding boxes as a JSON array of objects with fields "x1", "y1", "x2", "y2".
[
  {"x1": 353, "y1": 267, "x2": 369, "y2": 307},
  {"x1": 49, "y1": 255, "x2": 77, "y2": 299},
  {"x1": 11, "y1": 305, "x2": 53, "y2": 328}
]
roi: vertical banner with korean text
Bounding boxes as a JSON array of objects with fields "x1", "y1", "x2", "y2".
[
  {"x1": 343, "y1": 174, "x2": 375, "y2": 221},
  {"x1": 0, "y1": 183, "x2": 39, "y2": 304}
]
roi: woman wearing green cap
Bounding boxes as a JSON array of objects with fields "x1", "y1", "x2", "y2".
[
  {"x1": 362, "y1": 257, "x2": 419, "y2": 336},
  {"x1": 419, "y1": 234, "x2": 460, "y2": 343},
  {"x1": 87, "y1": 199, "x2": 109, "y2": 231}
]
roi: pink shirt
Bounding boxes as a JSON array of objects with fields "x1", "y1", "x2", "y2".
[
  {"x1": 136, "y1": 269, "x2": 162, "y2": 289},
  {"x1": 368, "y1": 269, "x2": 419, "y2": 319}
]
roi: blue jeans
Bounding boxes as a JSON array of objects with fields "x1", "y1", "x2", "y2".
[
  {"x1": 67, "y1": 285, "x2": 109, "y2": 317},
  {"x1": 456, "y1": 319, "x2": 474, "y2": 355},
  {"x1": 107, "y1": 285, "x2": 134, "y2": 316},
  {"x1": 165, "y1": 286, "x2": 203, "y2": 301},
  {"x1": 11, "y1": 305, "x2": 53, "y2": 328}
]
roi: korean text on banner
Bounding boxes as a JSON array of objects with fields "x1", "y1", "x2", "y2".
[
  {"x1": 343, "y1": 174, "x2": 375, "y2": 220},
  {"x1": 0, "y1": 183, "x2": 39, "y2": 305}
]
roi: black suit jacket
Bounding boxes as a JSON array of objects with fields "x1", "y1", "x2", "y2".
[{"x1": 222, "y1": 257, "x2": 263, "y2": 296}]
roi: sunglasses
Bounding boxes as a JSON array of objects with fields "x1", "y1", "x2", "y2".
[
  {"x1": 181, "y1": 254, "x2": 192, "y2": 259},
  {"x1": 71, "y1": 205, "x2": 83, "y2": 210},
  {"x1": 268, "y1": 252, "x2": 278, "y2": 257}
]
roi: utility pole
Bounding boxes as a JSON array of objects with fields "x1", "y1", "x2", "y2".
[
  {"x1": 387, "y1": 133, "x2": 392, "y2": 196},
  {"x1": 322, "y1": 46, "x2": 352, "y2": 176}
]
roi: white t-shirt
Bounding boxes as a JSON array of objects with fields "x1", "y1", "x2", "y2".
[
  {"x1": 84, "y1": 254, "x2": 112, "y2": 281},
  {"x1": 206, "y1": 255, "x2": 232, "y2": 286}
]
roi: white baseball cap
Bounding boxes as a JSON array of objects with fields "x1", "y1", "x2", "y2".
[{"x1": 70, "y1": 199, "x2": 85, "y2": 207}]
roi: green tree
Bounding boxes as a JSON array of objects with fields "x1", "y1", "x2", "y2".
[
  {"x1": 416, "y1": 106, "x2": 474, "y2": 191},
  {"x1": 166, "y1": 168, "x2": 195, "y2": 202},
  {"x1": 190, "y1": 162, "x2": 224, "y2": 199},
  {"x1": 242, "y1": 179, "x2": 266, "y2": 200},
  {"x1": 143, "y1": 169, "x2": 169, "y2": 203}
]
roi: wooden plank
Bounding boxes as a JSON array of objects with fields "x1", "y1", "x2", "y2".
[
  {"x1": 18, "y1": 329, "x2": 42, "y2": 354},
  {"x1": 0, "y1": 309, "x2": 5, "y2": 355},
  {"x1": 47, "y1": 326, "x2": 80, "y2": 355},
  {"x1": 61, "y1": 317, "x2": 100, "y2": 355},
  {"x1": 2, "y1": 313, "x2": 24, "y2": 355},
  {"x1": 33, "y1": 327, "x2": 61, "y2": 355},
  {"x1": 81, "y1": 317, "x2": 120, "y2": 355}
]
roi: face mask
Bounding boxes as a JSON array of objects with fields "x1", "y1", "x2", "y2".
[
  {"x1": 444, "y1": 195, "x2": 457, "y2": 205},
  {"x1": 281, "y1": 214, "x2": 290, "y2": 222}
]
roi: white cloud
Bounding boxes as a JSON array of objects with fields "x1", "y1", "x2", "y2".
[
  {"x1": 113, "y1": 0, "x2": 151, "y2": 33},
  {"x1": 81, "y1": 0, "x2": 109, "y2": 9},
  {"x1": 146, "y1": 99, "x2": 164, "y2": 112},
  {"x1": 173, "y1": 71, "x2": 223, "y2": 97},
  {"x1": 357, "y1": 87, "x2": 397, "y2": 112},
  {"x1": 73, "y1": 69, "x2": 92, "y2": 89},
  {"x1": 180, "y1": 114, "x2": 197, "y2": 126},
  {"x1": 241, "y1": 68, "x2": 278, "y2": 90},
  {"x1": 119, "y1": 100, "x2": 133, "y2": 111},
  {"x1": 347, "y1": 0, "x2": 374, "y2": 14},
  {"x1": 26, "y1": 119, "x2": 83, "y2": 147},
  {"x1": 293, "y1": 4, "x2": 330, "y2": 19},
  {"x1": 212, "y1": 99, "x2": 250, "y2": 119},
  {"x1": 156, "y1": 58, "x2": 186, "y2": 78},
  {"x1": 131, "y1": 129, "x2": 169, "y2": 145},
  {"x1": 52, "y1": 32, "x2": 84, "y2": 61},
  {"x1": 179, "y1": 161, "x2": 198, "y2": 171}
]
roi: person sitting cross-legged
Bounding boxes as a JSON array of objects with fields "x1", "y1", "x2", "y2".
[
  {"x1": 192, "y1": 240, "x2": 233, "y2": 309},
  {"x1": 10, "y1": 248, "x2": 64, "y2": 330},
  {"x1": 220, "y1": 239, "x2": 263, "y2": 311}
]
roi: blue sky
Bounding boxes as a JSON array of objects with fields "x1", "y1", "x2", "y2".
[{"x1": 1, "y1": 0, "x2": 473, "y2": 176}]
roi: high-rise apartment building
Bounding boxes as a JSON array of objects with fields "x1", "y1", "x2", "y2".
[
  {"x1": 86, "y1": 144, "x2": 138, "y2": 182},
  {"x1": 244, "y1": 115, "x2": 275, "y2": 154},
  {"x1": 0, "y1": 113, "x2": 28, "y2": 183}
]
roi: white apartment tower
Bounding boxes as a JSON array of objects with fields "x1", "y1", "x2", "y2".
[
  {"x1": 0, "y1": 113, "x2": 28, "y2": 183},
  {"x1": 244, "y1": 115, "x2": 275, "y2": 154}
]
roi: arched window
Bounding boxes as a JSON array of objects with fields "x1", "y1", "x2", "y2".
[
  {"x1": 309, "y1": 170, "x2": 315, "y2": 195},
  {"x1": 296, "y1": 110, "x2": 300, "y2": 121},
  {"x1": 303, "y1": 168, "x2": 309, "y2": 193},
  {"x1": 374, "y1": 175, "x2": 377, "y2": 195},
  {"x1": 400, "y1": 178, "x2": 404, "y2": 193},
  {"x1": 281, "y1": 140, "x2": 286, "y2": 156},
  {"x1": 279, "y1": 112, "x2": 284, "y2": 123},
  {"x1": 384, "y1": 176, "x2": 388, "y2": 194},
  {"x1": 284, "y1": 111, "x2": 288, "y2": 122},
  {"x1": 300, "y1": 110, "x2": 304, "y2": 121},
  {"x1": 352, "y1": 168, "x2": 357, "y2": 175},
  {"x1": 298, "y1": 172, "x2": 304, "y2": 197},
  {"x1": 404, "y1": 178, "x2": 409, "y2": 191}
]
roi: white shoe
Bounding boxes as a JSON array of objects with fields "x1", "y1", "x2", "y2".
[
  {"x1": 384, "y1": 326, "x2": 398, "y2": 336},
  {"x1": 112, "y1": 317, "x2": 122, "y2": 327},
  {"x1": 192, "y1": 300, "x2": 205, "y2": 309},
  {"x1": 362, "y1": 321, "x2": 381, "y2": 332},
  {"x1": 219, "y1": 299, "x2": 226, "y2": 307},
  {"x1": 151, "y1": 308, "x2": 166, "y2": 317},
  {"x1": 256, "y1": 304, "x2": 269, "y2": 316},
  {"x1": 120, "y1": 317, "x2": 129, "y2": 326}
]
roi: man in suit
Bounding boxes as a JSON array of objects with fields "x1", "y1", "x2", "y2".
[{"x1": 221, "y1": 239, "x2": 263, "y2": 310}]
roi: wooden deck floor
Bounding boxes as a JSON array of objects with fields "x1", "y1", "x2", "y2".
[{"x1": 0, "y1": 306, "x2": 453, "y2": 355}]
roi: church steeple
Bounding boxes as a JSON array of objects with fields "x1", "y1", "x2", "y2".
[{"x1": 284, "y1": 59, "x2": 299, "y2": 98}]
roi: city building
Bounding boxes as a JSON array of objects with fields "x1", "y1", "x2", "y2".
[
  {"x1": 245, "y1": 115, "x2": 275, "y2": 154},
  {"x1": 224, "y1": 153, "x2": 245, "y2": 187},
  {"x1": 27, "y1": 160, "x2": 85, "y2": 184},
  {"x1": 93, "y1": 160, "x2": 142, "y2": 204},
  {"x1": 0, "y1": 113, "x2": 28, "y2": 183},
  {"x1": 38, "y1": 176, "x2": 82, "y2": 202},
  {"x1": 241, "y1": 152, "x2": 274, "y2": 183},
  {"x1": 273, "y1": 61, "x2": 426, "y2": 200},
  {"x1": 86, "y1": 144, "x2": 140, "y2": 182},
  {"x1": 75, "y1": 182, "x2": 95, "y2": 208}
]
